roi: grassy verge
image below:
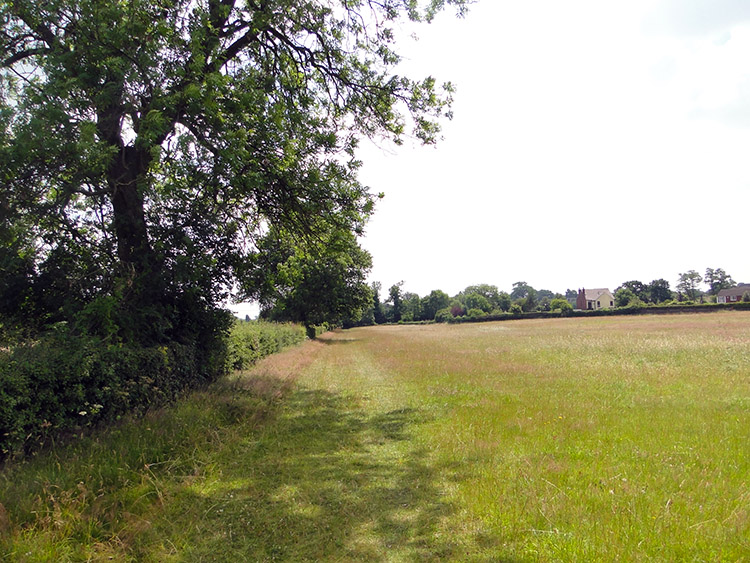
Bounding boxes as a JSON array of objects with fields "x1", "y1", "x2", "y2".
[
  {"x1": 0, "y1": 339, "x2": 322, "y2": 561},
  {"x1": 2, "y1": 313, "x2": 750, "y2": 560}
]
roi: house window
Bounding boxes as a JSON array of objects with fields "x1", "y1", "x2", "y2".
[{"x1": 610, "y1": 301, "x2": 613, "y2": 306}]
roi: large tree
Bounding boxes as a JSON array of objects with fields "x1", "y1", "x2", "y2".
[
  {"x1": 614, "y1": 287, "x2": 638, "y2": 308},
  {"x1": 704, "y1": 268, "x2": 735, "y2": 296},
  {"x1": 510, "y1": 281, "x2": 534, "y2": 301},
  {"x1": 462, "y1": 292, "x2": 491, "y2": 313},
  {"x1": 401, "y1": 291, "x2": 422, "y2": 322},
  {"x1": 677, "y1": 270, "x2": 703, "y2": 301},
  {"x1": 648, "y1": 278, "x2": 672, "y2": 303},
  {"x1": 616, "y1": 280, "x2": 649, "y2": 303},
  {"x1": 1, "y1": 0, "x2": 466, "y2": 341},
  {"x1": 387, "y1": 281, "x2": 404, "y2": 323},
  {"x1": 254, "y1": 228, "x2": 373, "y2": 334},
  {"x1": 460, "y1": 284, "x2": 499, "y2": 304},
  {"x1": 371, "y1": 282, "x2": 387, "y2": 325},
  {"x1": 420, "y1": 289, "x2": 450, "y2": 320},
  {"x1": 457, "y1": 283, "x2": 510, "y2": 312}
]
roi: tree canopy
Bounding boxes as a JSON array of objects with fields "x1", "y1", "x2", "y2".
[
  {"x1": 387, "y1": 281, "x2": 404, "y2": 323},
  {"x1": 251, "y1": 227, "x2": 372, "y2": 330},
  {"x1": 616, "y1": 281, "x2": 649, "y2": 303},
  {"x1": 648, "y1": 278, "x2": 672, "y2": 303},
  {"x1": 704, "y1": 268, "x2": 735, "y2": 296},
  {"x1": 1, "y1": 0, "x2": 468, "y2": 340},
  {"x1": 677, "y1": 270, "x2": 703, "y2": 301},
  {"x1": 510, "y1": 281, "x2": 534, "y2": 300}
]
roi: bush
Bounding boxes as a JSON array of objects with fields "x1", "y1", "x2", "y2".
[
  {"x1": 467, "y1": 308, "x2": 486, "y2": 319},
  {"x1": 0, "y1": 316, "x2": 309, "y2": 459},
  {"x1": 463, "y1": 293, "x2": 492, "y2": 313},
  {"x1": 509, "y1": 303, "x2": 523, "y2": 314},
  {"x1": 0, "y1": 331, "x2": 220, "y2": 459},
  {"x1": 449, "y1": 302, "x2": 465, "y2": 317},
  {"x1": 628, "y1": 299, "x2": 646, "y2": 308},
  {"x1": 550, "y1": 299, "x2": 573, "y2": 314},
  {"x1": 434, "y1": 308, "x2": 453, "y2": 323}
]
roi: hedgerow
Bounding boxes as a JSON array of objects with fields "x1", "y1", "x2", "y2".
[
  {"x1": 0, "y1": 333, "x2": 219, "y2": 459},
  {"x1": 227, "y1": 320, "x2": 307, "y2": 370},
  {"x1": 438, "y1": 301, "x2": 750, "y2": 324},
  {"x1": 0, "y1": 317, "x2": 309, "y2": 460}
]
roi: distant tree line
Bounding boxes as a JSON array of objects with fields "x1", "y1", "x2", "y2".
[
  {"x1": 615, "y1": 268, "x2": 747, "y2": 308},
  {"x1": 353, "y1": 267, "x2": 747, "y2": 326},
  {"x1": 352, "y1": 281, "x2": 572, "y2": 326}
]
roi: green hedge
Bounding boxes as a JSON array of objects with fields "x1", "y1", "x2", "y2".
[
  {"x1": 437, "y1": 301, "x2": 750, "y2": 324},
  {"x1": 0, "y1": 331, "x2": 229, "y2": 459},
  {"x1": 0, "y1": 318, "x2": 313, "y2": 459},
  {"x1": 227, "y1": 320, "x2": 307, "y2": 370}
]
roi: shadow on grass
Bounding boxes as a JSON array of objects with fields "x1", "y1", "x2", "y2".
[
  {"x1": 316, "y1": 337, "x2": 360, "y2": 346},
  {"x1": 134, "y1": 386, "x2": 503, "y2": 561}
]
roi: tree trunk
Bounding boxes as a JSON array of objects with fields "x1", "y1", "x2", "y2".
[
  {"x1": 305, "y1": 325, "x2": 317, "y2": 339},
  {"x1": 109, "y1": 145, "x2": 154, "y2": 275}
]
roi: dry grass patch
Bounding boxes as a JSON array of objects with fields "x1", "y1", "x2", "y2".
[{"x1": 230, "y1": 337, "x2": 327, "y2": 399}]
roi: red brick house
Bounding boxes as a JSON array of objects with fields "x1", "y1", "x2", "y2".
[{"x1": 576, "y1": 288, "x2": 615, "y2": 310}]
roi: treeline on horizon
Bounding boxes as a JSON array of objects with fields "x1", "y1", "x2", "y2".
[{"x1": 338, "y1": 267, "x2": 748, "y2": 326}]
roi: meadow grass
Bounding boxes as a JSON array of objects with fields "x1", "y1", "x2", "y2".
[
  {"x1": 1, "y1": 312, "x2": 749, "y2": 560},
  {"x1": 350, "y1": 314, "x2": 750, "y2": 560}
]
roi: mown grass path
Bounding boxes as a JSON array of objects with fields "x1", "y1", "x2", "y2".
[{"x1": 2, "y1": 313, "x2": 750, "y2": 561}]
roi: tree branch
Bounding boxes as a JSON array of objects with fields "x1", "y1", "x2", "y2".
[
  {"x1": 210, "y1": 27, "x2": 260, "y2": 71},
  {"x1": 1, "y1": 46, "x2": 48, "y2": 68},
  {"x1": 177, "y1": 117, "x2": 221, "y2": 156}
]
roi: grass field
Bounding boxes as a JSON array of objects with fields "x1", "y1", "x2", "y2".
[{"x1": 2, "y1": 312, "x2": 749, "y2": 560}]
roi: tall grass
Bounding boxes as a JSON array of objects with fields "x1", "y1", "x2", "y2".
[{"x1": 348, "y1": 315, "x2": 750, "y2": 559}]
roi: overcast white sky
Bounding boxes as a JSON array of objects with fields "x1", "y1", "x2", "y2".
[
  {"x1": 231, "y1": 0, "x2": 750, "y2": 316},
  {"x1": 356, "y1": 0, "x2": 750, "y2": 298}
]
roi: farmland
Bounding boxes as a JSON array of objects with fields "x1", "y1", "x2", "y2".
[{"x1": 2, "y1": 312, "x2": 750, "y2": 560}]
